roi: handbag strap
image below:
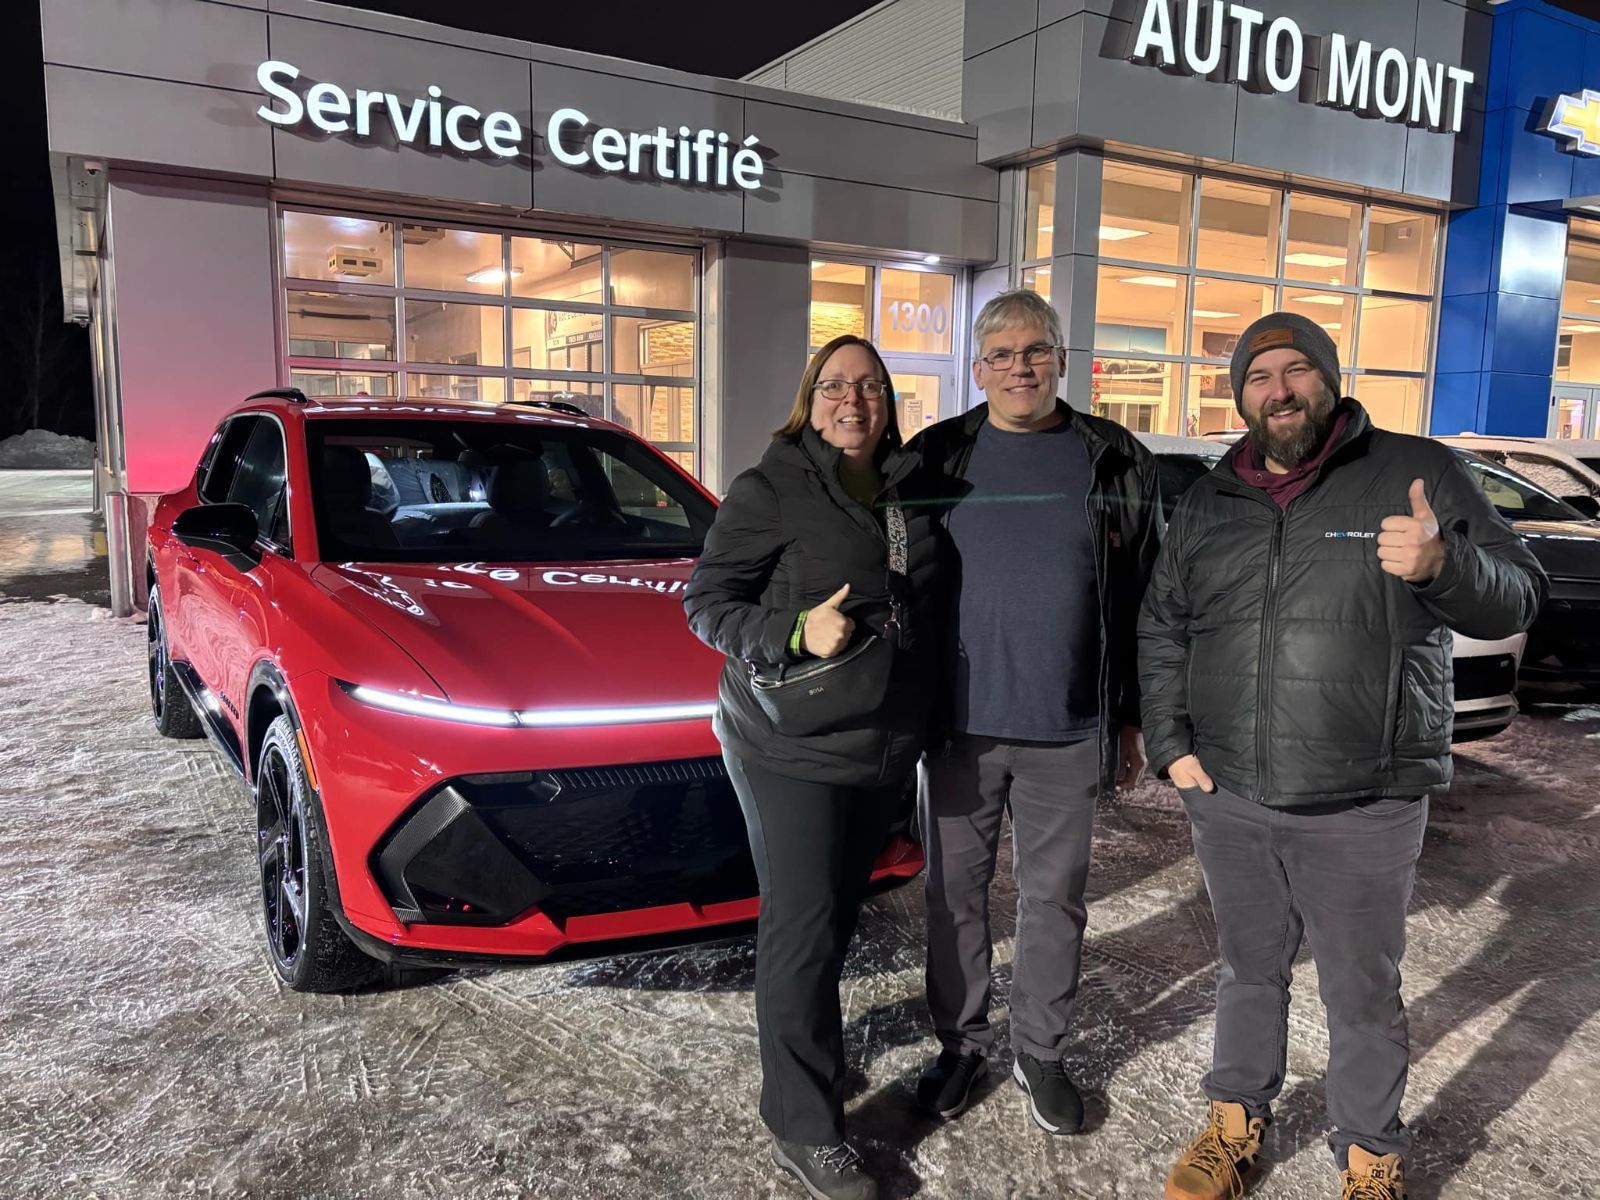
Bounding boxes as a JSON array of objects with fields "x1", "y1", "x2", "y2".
[{"x1": 884, "y1": 489, "x2": 908, "y2": 577}]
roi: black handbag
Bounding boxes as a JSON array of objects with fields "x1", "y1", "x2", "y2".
[{"x1": 745, "y1": 498, "x2": 910, "y2": 737}]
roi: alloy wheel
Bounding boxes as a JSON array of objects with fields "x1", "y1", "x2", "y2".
[{"x1": 257, "y1": 745, "x2": 309, "y2": 973}]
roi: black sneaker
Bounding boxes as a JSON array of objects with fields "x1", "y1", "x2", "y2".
[
  {"x1": 771, "y1": 1138, "x2": 878, "y2": 1200},
  {"x1": 1012, "y1": 1051, "x2": 1085, "y2": 1134},
  {"x1": 916, "y1": 1049, "x2": 989, "y2": 1119}
]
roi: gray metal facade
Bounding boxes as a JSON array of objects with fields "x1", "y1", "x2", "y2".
[{"x1": 963, "y1": 0, "x2": 1494, "y2": 205}]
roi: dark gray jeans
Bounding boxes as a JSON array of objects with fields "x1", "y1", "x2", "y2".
[
  {"x1": 1182, "y1": 783, "x2": 1428, "y2": 1166},
  {"x1": 921, "y1": 734, "x2": 1100, "y2": 1062}
]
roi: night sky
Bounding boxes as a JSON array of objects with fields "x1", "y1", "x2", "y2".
[{"x1": 8, "y1": 0, "x2": 1600, "y2": 441}]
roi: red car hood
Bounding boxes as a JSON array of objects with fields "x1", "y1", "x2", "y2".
[{"x1": 309, "y1": 559, "x2": 721, "y2": 710}]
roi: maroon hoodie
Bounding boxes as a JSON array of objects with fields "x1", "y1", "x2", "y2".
[{"x1": 1231, "y1": 408, "x2": 1352, "y2": 510}]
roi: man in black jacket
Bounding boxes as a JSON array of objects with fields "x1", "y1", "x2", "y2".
[
  {"x1": 1139, "y1": 313, "x2": 1546, "y2": 1200},
  {"x1": 908, "y1": 289, "x2": 1162, "y2": 1135}
]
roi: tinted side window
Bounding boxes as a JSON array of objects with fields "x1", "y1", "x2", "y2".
[
  {"x1": 200, "y1": 417, "x2": 260, "y2": 503},
  {"x1": 227, "y1": 420, "x2": 290, "y2": 546}
]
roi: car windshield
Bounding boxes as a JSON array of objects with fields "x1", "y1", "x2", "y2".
[
  {"x1": 307, "y1": 417, "x2": 715, "y2": 563},
  {"x1": 1456, "y1": 454, "x2": 1588, "y2": 522},
  {"x1": 1153, "y1": 453, "x2": 1221, "y2": 520},
  {"x1": 1581, "y1": 456, "x2": 1600, "y2": 476}
]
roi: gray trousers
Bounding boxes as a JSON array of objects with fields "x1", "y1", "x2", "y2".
[
  {"x1": 921, "y1": 734, "x2": 1100, "y2": 1062},
  {"x1": 1182, "y1": 784, "x2": 1428, "y2": 1166}
]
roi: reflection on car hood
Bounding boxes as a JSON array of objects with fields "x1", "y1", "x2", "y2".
[
  {"x1": 310, "y1": 559, "x2": 721, "y2": 710},
  {"x1": 1506, "y1": 518, "x2": 1600, "y2": 578}
]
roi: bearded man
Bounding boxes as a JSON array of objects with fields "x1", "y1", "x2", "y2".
[{"x1": 1138, "y1": 313, "x2": 1546, "y2": 1200}]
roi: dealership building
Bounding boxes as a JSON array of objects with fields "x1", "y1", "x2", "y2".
[{"x1": 38, "y1": 0, "x2": 1600, "y2": 609}]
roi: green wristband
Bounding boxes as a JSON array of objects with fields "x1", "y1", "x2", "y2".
[{"x1": 789, "y1": 610, "x2": 809, "y2": 655}]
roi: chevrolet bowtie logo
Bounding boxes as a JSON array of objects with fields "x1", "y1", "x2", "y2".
[{"x1": 1546, "y1": 90, "x2": 1600, "y2": 156}]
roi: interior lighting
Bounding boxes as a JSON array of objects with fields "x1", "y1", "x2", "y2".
[
  {"x1": 1120, "y1": 275, "x2": 1180, "y2": 287},
  {"x1": 1560, "y1": 324, "x2": 1600, "y2": 333},
  {"x1": 1099, "y1": 225, "x2": 1149, "y2": 241},
  {"x1": 1291, "y1": 294, "x2": 1347, "y2": 306},
  {"x1": 1192, "y1": 310, "x2": 1240, "y2": 319},
  {"x1": 464, "y1": 265, "x2": 525, "y2": 285},
  {"x1": 922, "y1": 254, "x2": 942, "y2": 264},
  {"x1": 1285, "y1": 252, "x2": 1348, "y2": 267}
]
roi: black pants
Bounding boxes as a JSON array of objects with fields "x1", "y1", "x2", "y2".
[
  {"x1": 724, "y1": 750, "x2": 904, "y2": 1145},
  {"x1": 1183, "y1": 784, "x2": 1428, "y2": 1166}
]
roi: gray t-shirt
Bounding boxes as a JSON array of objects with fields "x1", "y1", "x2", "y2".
[{"x1": 945, "y1": 418, "x2": 1100, "y2": 741}]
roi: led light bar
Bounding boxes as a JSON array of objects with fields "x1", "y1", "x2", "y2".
[
  {"x1": 515, "y1": 702, "x2": 717, "y2": 727},
  {"x1": 347, "y1": 684, "x2": 518, "y2": 726}
]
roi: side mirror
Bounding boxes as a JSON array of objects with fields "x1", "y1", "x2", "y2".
[
  {"x1": 173, "y1": 503, "x2": 260, "y2": 561},
  {"x1": 1562, "y1": 494, "x2": 1600, "y2": 519}
]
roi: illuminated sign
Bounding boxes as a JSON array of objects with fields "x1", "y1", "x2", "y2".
[
  {"x1": 1126, "y1": 1, "x2": 1475, "y2": 135},
  {"x1": 254, "y1": 61, "x2": 766, "y2": 190},
  {"x1": 1544, "y1": 90, "x2": 1600, "y2": 155}
]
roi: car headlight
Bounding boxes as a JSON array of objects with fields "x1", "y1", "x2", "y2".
[{"x1": 339, "y1": 682, "x2": 714, "y2": 728}]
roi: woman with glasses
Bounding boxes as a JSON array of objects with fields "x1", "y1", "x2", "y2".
[{"x1": 684, "y1": 334, "x2": 944, "y2": 1200}]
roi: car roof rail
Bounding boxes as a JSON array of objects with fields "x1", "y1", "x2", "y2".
[
  {"x1": 246, "y1": 387, "x2": 310, "y2": 405},
  {"x1": 506, "y1": 398, "x2": 592, "y2": 419}
]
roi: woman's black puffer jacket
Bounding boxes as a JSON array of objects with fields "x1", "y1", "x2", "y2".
[{"x1": 684, "y1": 426, "x2": 944, "y2": 787}]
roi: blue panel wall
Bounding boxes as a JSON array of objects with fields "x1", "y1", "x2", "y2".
[{"x1": 1433, "y1": 0, "x2": 1598, "y2": 435}]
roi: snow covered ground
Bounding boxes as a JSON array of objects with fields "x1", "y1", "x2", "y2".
[
  {"x1": 1, "y1": 598, "x2": 1597, "y2": 1199},
  {"x1": 0, "y1": 430, "x2": 96, "y2": 469}
]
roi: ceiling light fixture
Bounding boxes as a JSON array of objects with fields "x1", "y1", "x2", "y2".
[
  {"x1": 1120, "y1": 275, "x2": 1179, "y2": 287},
  {"x1": 1192, "y1": 310, "x2": 1240, "y2": 319},
  {"x1": 1291, "y1": 294, "x2": 1347, "y2": 306},
  {"x1": 1285, "y1": 252, "x2": 1348, "y2": 267},
  {"x1": 923, "y1": 254, "x2": 942, "y2": 264},
  {"x1": 1560, "y1": 324, "x2": 1600, "y2": 333},
  {"x1": 1100, "y1": 225, "x2": 1149, "y2": 241},
  {"x1": 464, "y1": 265, "x2": 525, "y2": 285}
]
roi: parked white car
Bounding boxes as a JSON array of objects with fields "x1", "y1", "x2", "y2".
[
  {"x1": 1437, "y1": 435, "x2": 1600, "y2": 519},
  {"x1": 1135, "y1": 432, "x2": 1525, "y2": 741}
]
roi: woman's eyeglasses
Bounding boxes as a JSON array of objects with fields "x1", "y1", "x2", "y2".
[{"x1": 813, "y1": 379, "x2": 889, "y2": 401}]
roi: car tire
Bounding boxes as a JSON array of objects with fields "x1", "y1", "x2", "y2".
[
  {"x1": 256, "y1": 714, "x2": 381, "y2": 993},
  {"x1": 147, "y1": 586, "x2": 203, "y2": 739}
]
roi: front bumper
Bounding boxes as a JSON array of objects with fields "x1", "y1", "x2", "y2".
[{"x1": 1522, "y1": 592, "x2": 1600, "y2": 684}]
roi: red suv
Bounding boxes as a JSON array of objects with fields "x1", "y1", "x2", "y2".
[{"x1": 146, "y1": 391, "x2": 922, "y2": 991}]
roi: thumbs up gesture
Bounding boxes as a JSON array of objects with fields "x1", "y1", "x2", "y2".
[
  {"x1": 1377, "y1": 479, "x2": 1446, "y2": 583},
  {"x1": 802, "y1": 584, "x2": 856, "y2": 658}
]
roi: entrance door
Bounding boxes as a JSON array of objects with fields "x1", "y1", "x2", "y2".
[
  {"x1": 1551, "y1": 384, "x2": 1600, "y2": 439},
  {"x1": 881, "y1": 356, "x2": 956, "y2": 441}
]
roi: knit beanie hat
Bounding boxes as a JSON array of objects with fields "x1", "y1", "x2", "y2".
[{"x1": 1229, "y1": 312, "x2": 1342, "y2": 410}]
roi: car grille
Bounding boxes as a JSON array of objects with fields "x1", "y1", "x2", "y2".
[
  {"x1": 372, "y1": 756, "x2": 759, "y2": 925},
  {"x1": 1453, "y1": 654, "x2": 1516, "y2": 702}
]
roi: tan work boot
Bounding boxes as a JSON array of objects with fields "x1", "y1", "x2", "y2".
[
  {"x1": 1165, "y1": 1100, "x2": 1269, "y2": 1200},
  {"x1": 1341, "y1": 1145, "x2": 1406, "y2": 1199}
]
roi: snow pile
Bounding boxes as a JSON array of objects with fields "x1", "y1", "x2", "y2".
[{"x1": 0, "y1": 430, "x2": 95, "y2": 469}]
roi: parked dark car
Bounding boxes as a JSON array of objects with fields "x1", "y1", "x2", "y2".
[{"x1": 1452, "y1": 449, "x2": 1600, "y2": 690}]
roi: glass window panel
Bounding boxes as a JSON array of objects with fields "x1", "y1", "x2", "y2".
[
  {"x1": 1099, "y1": 161, "x2": 1192, "y2": 266},
  {"x1": 1281, "y1": 288, "x2": 1356, "y2": 361},
  {"x1": 1557, "y1": 319, "x2": 1600, "y2": 382},
  {"x1": 1357, "y1": 375, "x2": 1424, "y2": 433},
  {"x1": 290, "y1": 370, "x2": 394, "y2": 397},
  {"x1": 283, "y1": 211, "x2": 395, "y2": 285},
  {"x1": 1091, "y1": 358, "x2": 1181, "y2": 435},
  {"x1": 1562, "y1": 238, "x2": 1600, "y2": 315},
  {"x1": 511, "y1": 238, "x2": 603, "y2": 302},
  {"x1": 401, "y1": 226, "x2": 504, "y2": 295},
  {"x1": 1356, "y1": 296, "x2": 1430, "y2": 372},
  {"x1": 510, "y1": 378, "x2": 603, "y2": 417},
  {"x1": 1363, "y1": 208, "x2": 1438, "y2": 295},
  {"x1": 511, "y1": 308, "x2": 604, "y2": 374},
  {"x1": 810, "y1": 261, "x2": 869, "y2": 347},
  {"x1": 1505, "y1": 451, "x2": 1599, "y2": 498},
  {"x1": 1025, "y1": 161, "x2": 1056, "y2": 262},
  {"x1": 1190, "y1": 279, "x2": 1276, "y2": 359},
  {"x1": 889, "y1": 371, "x2": 942, "y2": 437},
  {"x1": 878, "y1": 268, "x2": 955, "y2": 354},
  {"x1": 1197, "y1": 178, "x2": 1282, "y2": 277},
  {"x1": 1095, "y1": 266, "x2": 1187, "y2": 356},
  {"x1": 1285, "y1": 194, "x2": 1360, "y2": 287},
  {"x1": 1020, "y1": 264, "x2": 1052, "y2": 302},
  {"x1": 613, "y1": 384, "x2": 694, "y2": 444},
  {"x1": 405, "y1": 374, "x2": 505, "y2": 404},
  {"x1": 1185, "y1": 364, "x2": 1247, "y2": 437},
  {"x1": 612, "y1": 316, "x2": 695, "y2": 376},
  {"x1": 404, "y1": 300, "x2": 505, "y2": 368},
  {"x1": 610, "y1": 248, "x2": 695, "y2": 310},
  {"x1": 1554, "y1": 393, "x2": 1589, "y2": 438},
  {"x1": 286, "y1": 292, "x2": 396, "y2": 361}
]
